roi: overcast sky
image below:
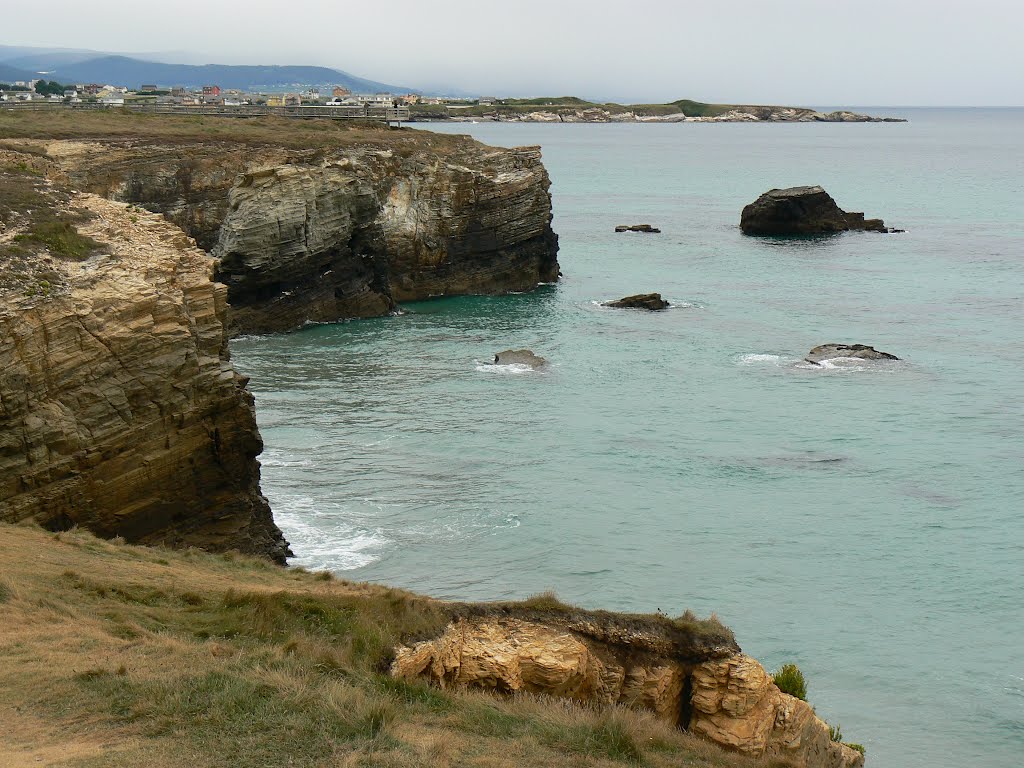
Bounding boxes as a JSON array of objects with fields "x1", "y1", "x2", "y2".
[{"x1": 5, "y1": 0, "x2": 1022, "y2": 105}]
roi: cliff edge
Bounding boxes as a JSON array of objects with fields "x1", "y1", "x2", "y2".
[
  {"x1": 0, "y1": 164, "x2": 289, "y2": 560},
  {"x1": 3, "y1": 113, "x2": 559, "y2": 335}
]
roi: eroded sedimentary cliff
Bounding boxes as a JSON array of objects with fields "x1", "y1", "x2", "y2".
[
  {"x1": 0, "y1": 172, "x2": 289, "y2": 560},
  {"x1": 392, "y1": 613, "x2": 863, "y2": 768},
  {"x1": 36, "y1": 133, "x2": 558, "y2": 334}
]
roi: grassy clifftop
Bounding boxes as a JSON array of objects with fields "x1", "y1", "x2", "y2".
[{"x1": 0, "y1": 523, "x2": 761, "y2": 768}]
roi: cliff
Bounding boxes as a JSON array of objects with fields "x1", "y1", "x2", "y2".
[
  {"x1": 392, "y1": 611, "x2": 864, "y2": 768},
  {"x1": 0, "y1": 164, "x2": 289, "y2": 560},
  {"x1": 2, "y1": 113, "x2": 559, "y2": 335}
]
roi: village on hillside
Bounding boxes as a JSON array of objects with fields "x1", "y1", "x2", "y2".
[{"x1": 0, "y1": 77, "x2": 494, "y2": 110}]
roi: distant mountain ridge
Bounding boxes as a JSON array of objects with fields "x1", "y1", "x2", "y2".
[
  {"x1": 0, "y1": 47, "x2": 409, "y2": 93},
  {"x1": 0, "y1": 63, "x2": 35, "y2": 83}
]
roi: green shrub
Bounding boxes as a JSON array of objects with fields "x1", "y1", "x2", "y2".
[
  {"x1": 846, "y1": 742, "x2": 866, "y2": 755},
  {"x1": 828, "y1": 723, "x2": 843, "y2": 742},
  {"x1": 519, "y1": 590, "x2": 571, "y2": 612},
  {"x1": 14, "y1": 219, "x2": 100, "y2": 260},
  {"x1": 772, "y1": 663, "x2": 807, "y2": 701}
]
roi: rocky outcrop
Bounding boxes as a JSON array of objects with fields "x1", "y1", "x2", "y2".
[
  {"x1": 424, "y1": 105, "x2": 904, "y2": 124},
  {"x1": 615, "y1": 224, "x2": 661, "y2": 233},
  {"x1": 0, "y1": 187, "x2": 290, "y2": 562},
  {"x1": 740, "y1": 186, "x2": 893, "y2": 236},
  {"x1": 604, "y1": 293, "x2": 670, "y2": 310},
  {"x1": 35, "y1": 135, "x2": 559, "y2": 335},
  {"x1": 393, "y1": 618, "x2": 689, "y2": 721},
  {"x1": 691, "y1": 655, "x2": 863, "y2": 768},
  {"x1": 805, "y1": 344, "x2": 899, "y2": 365},
  {"x1": 392, "y1": 616, "x2": 862, "y2": 768},
  {"x1": 493, "y1": 349, "x2": 546, "y2": 368}
]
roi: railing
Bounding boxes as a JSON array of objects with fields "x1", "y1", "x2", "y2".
[{"x1": 0, "y1": 101, "x2": 410, "y2": 123}]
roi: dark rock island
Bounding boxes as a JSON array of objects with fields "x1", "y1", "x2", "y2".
[
  {"x1": 604, "y1": 293, "x2": 671, "y2": 310},
  {"x1": 740, "y1": 185, "x2": 898, "y2": 236},
  {"x1": 615, "y1": 224, "x2": 661, "y2": 233}
]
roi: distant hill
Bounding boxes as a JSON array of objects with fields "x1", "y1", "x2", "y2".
[
  {"x1": 7, "y1": 54, "x2": 409, "y2": 93},
  {"x1": 0, "y1": 63, "x2": 35, "y2": 83}
]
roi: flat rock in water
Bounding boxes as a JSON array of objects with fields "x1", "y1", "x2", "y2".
[
  {"x1": 615, "y1": 224, "x2": 661, "y2": 233},
  {"x1": 493, "y1": 349, "x2": 546, "y2": 367},
  {"x1": 603, "y1": 293, "x2": 670, "y2": 310},
  {"x1": 805, "y1": 343, "x2": 900, "y2": 364},
  {"x1": 740, "y1": 186, "x2": 896, "y2": 235}
]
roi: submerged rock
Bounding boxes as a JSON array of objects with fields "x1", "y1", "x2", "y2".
[
  {"x1": 493, "y1": 349, "x2": 546, "y2": 367},
  {"x1": 603, "y1": 293, "x2": 670, "y2": 310},
  {"x1": 805, "y1": 343, "x2": 900, "y2": 364},
  {"x1": 740, "y1": 185, "x2": 895, "y2": 235},
  {"x1": 615, "y1": 224, "x2": 661, "y2": 233}
]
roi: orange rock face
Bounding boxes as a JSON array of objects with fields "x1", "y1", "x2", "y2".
[
  {"x1": 393, "y1": 621, "x2": 864, "y2": 768},
  {"x1": 392, "y1": 618, "x2": 688, "y2": 724},
  {"x1": 690, "y1": 655, "x2": 864, "y2": 768}
]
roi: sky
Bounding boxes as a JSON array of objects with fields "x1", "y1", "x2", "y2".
[{"x1": 4, "y1": 0, "x2": 1023, "y2": 105}]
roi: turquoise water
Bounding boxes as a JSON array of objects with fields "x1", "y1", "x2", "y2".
[{"x1": 232, "y1": 110, "x2": 1024, "y2": 767}]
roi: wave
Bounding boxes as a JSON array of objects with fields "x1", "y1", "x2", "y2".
[
  {"x1": 737, "y1": 353, "x2": 787, "y2": 366},
  {"x1": 270, "y1": 493, "x2": 390, "y2": 571},
  {"x1": 475, "y1": 361, "x2": 540, "y2": 375}
]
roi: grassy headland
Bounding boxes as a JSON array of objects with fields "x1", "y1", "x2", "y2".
[
  {"x1": 0, "y1": 523, "x2": 767, "y2": 768},
  {"x1": 412, "y1": 97, "x2": 749, "y2": 119}
]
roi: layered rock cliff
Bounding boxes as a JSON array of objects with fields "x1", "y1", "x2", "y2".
[
  {"x1": 0, "y1": 169, "x2": 289, "y2": 560},
  {"x1": 30, "y1": 130, "x2": 558, "y2": 334},
  {"x1": 392, "y1": 612, "x2": 864, "y2": 768}
]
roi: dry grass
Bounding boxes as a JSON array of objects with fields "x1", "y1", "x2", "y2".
[
  {"x1": 0, "y1": 108, "x2": 473, "y2": 155},
  {"x1": 0, "y1": 523, "x2": 771, "y2": 768}
]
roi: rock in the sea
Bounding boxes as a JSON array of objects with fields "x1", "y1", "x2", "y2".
[
  {"x1": 0, "y1": 192, "x2": 290, "y2": 563},
  {"x1": 805, "y1": 343, "x2": 899, "y2": 364},
  {"x1": 615, "y1": 224, "x2": 661, "y2": 233},
  {"x1": 740, "y1": 185, "x2": 894, "y2": 235},
  {"x1": 493, "y1": 349, "x2": 546, "y2": 367},
  {"x1": 603, "y1": 293, "x2": 670, "y2": 310}
]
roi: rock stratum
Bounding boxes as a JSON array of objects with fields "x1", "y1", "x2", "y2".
[
  {"x1": 392, "y1": 613, "x2": 864, "y2": 768},
  {"x1": 0, "y1": 173, "x2": 289, "y2": 560},
  {"x1": 11, "y1": 125, "x2": 558, "y2": 335}
]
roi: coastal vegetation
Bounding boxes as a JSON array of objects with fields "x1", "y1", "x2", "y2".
[
  {"x1": 0, "y1": 522, "x2": 768, "y2": 768},
  {"x1": 771, "y1": 663, "x2": 808, "y2": 701}
]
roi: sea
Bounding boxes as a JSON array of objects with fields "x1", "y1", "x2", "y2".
[{"x1": 231, "y1": 109, "x2": 1024, "y2": 768}]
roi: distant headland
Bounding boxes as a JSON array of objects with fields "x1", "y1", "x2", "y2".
[{"x1": 408, "y1": 97, "x2": 906, "y2": 123}]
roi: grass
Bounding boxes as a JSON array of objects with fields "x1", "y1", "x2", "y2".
[
  {"x1": 0, "y1": 108, "x2": 472, "y2": 156},
  {"x1": 0, "y1": 522, "x2": 771, "y2": 768},
  {"x1": 0, "y1": 168, "x2": 103, "y2": 298},
  {"x1": 13, "y1": 218, "x2": 101, "y2": 260},
  {"x1": 771, "y1": 663, "x2": 808, "y2": 701}
]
